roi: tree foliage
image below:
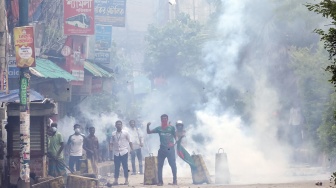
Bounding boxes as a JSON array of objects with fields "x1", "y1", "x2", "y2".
[
  {"x1": 305, "y1": 2, "x2": 336, "y2": 172},
  {"x1": 289, "y1": 43, "x2": 334, "y2": 143},
  {"x1": 144, "y1": 13, "x2": 206, "y2": 78},
  {"x1": 306, "y1": 1, "x2": 336, "y2": 87},
  {"x1": 318, "y1": 92, "x2": 336, "y2": 157}
]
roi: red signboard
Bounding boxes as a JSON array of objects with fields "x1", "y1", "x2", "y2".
[
  {"x1": 63, "y1": 0, "x2": 95, "y2": 35},
  {"x1": 63, "y1": 36, "x2": 86, "y2": 85}
]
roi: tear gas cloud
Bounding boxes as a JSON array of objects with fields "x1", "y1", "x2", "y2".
[
  {"x1": 185, "y1": 0, "x2": 327, "y2": 184},
  {"x1": 57, "y1": 0, "x2": 329, "y2": 185},
  {"x1": 141, "y1": 0, "x2": 328, "y2": 184},
  {"x1": 158, "y1": 1, "x2": 293, "y2": 183}
]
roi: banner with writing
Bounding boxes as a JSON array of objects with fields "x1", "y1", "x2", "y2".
[
  {"x1": 95, "y1": 0, "x2": 126, "y2": 27},
  {"x1": 64, "y1": 36, "x2": 86, "y2": 85},
  {"x1": 95, "y1": 25, "x2": 112, "y2": 51},
  {"x1": 8, "y1": 57, "x2": 20, "y2": 78},
  {"x1": 94, "y1": 52, "x2": 110, "y2": 64},
  {"x1": 64, "y1": 0, "x2": 95, "y2": 35},
  {"x1": 94, "y1": 25, "x2": 112, "y2": 63},
  {"x1": 13, "y1": 26, "x2": 36, "y2": 67}
]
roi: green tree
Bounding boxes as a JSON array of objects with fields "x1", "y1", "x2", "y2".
[
  {"x1": 144, "y1": 13, "x2": 206, "y2": 78},
  {"x1": 289, "y1": 43, "x2": 334, "y2": 145},
  {"x1": 143, "y1": 13, "x2": 209, "y2": 123},
  {"x1": 306, "y1": 1, "x2": 336, "y2": 174},
  {"x1": 318, "y1": 92, "x2": 336, "y2": 160},
  {"x1": 306, "y1": 1, "x2": 336, "y2": 87}
]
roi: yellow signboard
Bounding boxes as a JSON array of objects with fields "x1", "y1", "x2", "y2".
[{"x1": 13, "y1": 26, "x2": 36, "y2": 67}]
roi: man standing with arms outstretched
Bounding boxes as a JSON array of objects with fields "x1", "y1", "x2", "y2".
[{"x1": 147, "y1": 114, "x2": 177, "y2": 186}]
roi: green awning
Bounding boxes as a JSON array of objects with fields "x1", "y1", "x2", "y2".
[
  {"x1": 30, "y1": 58, "x2": 76, "y2": 81},
  {"x1": 84, "y1": 61, "x2": 113, "y2": 78}
]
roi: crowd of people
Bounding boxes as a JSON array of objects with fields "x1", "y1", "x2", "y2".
[{"x1": 46, "y1": 114, "x2": 186, "y2": 186}]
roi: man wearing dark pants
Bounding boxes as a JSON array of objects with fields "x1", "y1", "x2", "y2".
[
  {"x1": 67, "y1": 124, "x2": 87, "y2": 172},
  {"x1": 110, "y1": 120, "x2": 133, "y2": 185},
  {"x1": 128, "y1": 120, "x2": 144, "y2": 175},
  {"x1": 147, "y1": 114, "x2": 177, "y2": 186}
]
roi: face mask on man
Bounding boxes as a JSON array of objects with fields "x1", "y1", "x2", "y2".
[
  {"x1": 75, "y1": 128, "x2": 80, "y2": 134},
  {"x1": 51, "y1": 127, "x2": 57, "y2": 132}
]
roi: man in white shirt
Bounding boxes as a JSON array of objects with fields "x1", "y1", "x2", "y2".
[
  {"x1": 110, "y1": 120, "x2": 133, "y2": 185},
  {"x1": 67, "y1": 124, "x2": 87, "y2": 172},
  {"x1": 128, "y1": 120, "x2": 143, "y2": 175},
  {"x1": 288, "y1": 104, "x2": 304, "y2": 148}
]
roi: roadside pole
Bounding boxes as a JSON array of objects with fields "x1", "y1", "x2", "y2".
[{"x1": 18, "y1": 0, "x2": 30, "y2": 187}]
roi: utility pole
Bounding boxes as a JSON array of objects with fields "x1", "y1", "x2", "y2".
[{"x1": 18, "y1": 0, "x2": 30, "y2": 187}]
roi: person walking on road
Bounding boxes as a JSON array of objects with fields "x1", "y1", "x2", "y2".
[
  {"x1": 128, "y1": 120, "x2": 144, "y2": 175},
  {"x1": 147, "y1": 114, "x2": 177, "y2": 186},
  {"x1": 110, "y1": 120, "x2": 133, "y2": 185}
]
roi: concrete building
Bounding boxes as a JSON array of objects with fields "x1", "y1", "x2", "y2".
[{"x1": 169, "y1": 0, "x2": 214, "y2": 23}]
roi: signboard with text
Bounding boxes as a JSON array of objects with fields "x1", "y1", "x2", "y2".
[
  {"x1": 95, "y1": 0, "x2": 126, "y2": 27},
  {"x1": 94, "y1": 24, "x2": 112, "y2": 63},
  {"x1": 20, "y1": 77, "x2": 28, "y2": 107},
  {"x1": 8, "y1": 57, "x2": 20, "y2": 78},
  {"x1": 95, "y1": 25, "x2": 112, "y2": 51},
  {"x1": 13, "y1": 26, "x2": 36, "y2": 67},
  {"x1": 94, "y1": 52, "x2": 110, "y2": 64},
  {"x1": 64, "y1": 36, "x2": 86, "y2": 85},
  {"x1": 63, "y1": 0, "x2": 95, "y2": 35}
]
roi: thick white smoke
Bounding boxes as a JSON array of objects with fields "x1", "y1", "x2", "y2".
[
  {"x1": 55, "y1": 0, "x2": 330, "y2": 185},
  {"x1": 187, "y1": 0, "x2": 295, "y2": 184},
  {"x1": 185, "y1": 0, "x2": 327, "y2": 184}
]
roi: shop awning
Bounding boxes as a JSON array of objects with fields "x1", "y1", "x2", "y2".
[
  {"x1": 30, "y1": 58, "x2": 76, "y2": 81},
  {"x1": 0, "y1": 89, "x2": 44, "y2": 102},
  {"x1": 84, "y1": 61, "x2": 113, "y2": 78}
]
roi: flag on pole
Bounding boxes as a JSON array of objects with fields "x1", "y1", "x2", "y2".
[{"x1": 176, "y1": 137, "x2": 196, "y2": 170}]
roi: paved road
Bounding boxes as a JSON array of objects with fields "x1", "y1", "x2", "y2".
[
  {"x1": 97, "y1": 175, "x2": 330, "y2": 188},
  {"x1": 97, "y1": 169, "x2": 331, "y2": 187},
  {"x1": 96, "y1": 161, "x2": 331, "y2": 188}
]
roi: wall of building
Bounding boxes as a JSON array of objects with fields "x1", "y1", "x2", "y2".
[{"x1": 169, "y1": 0, "x2": 214, "y2": 23}]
